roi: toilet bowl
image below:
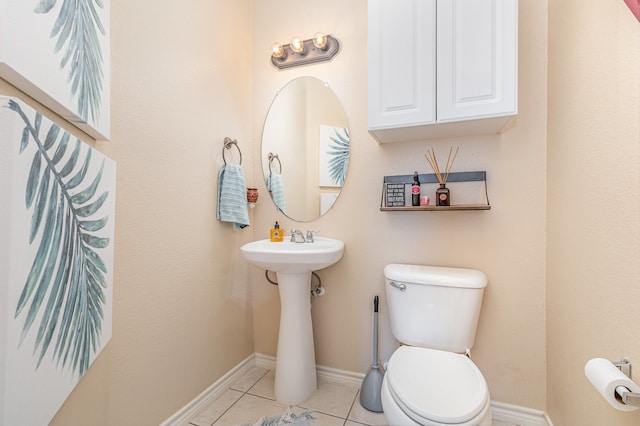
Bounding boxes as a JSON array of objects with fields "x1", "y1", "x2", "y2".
[
  {"x1": 380, "y1": 346, "x2": 491, "y2": 426},
  {"x1": 382, "y1": 264, "x2": 491, "y2": 426}
]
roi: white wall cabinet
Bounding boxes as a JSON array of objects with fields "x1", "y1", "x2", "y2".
[{"x1": 368, "y1": 0, "x2": 518, "y2": 143}]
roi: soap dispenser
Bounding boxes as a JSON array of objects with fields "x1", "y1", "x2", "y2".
[{"x1": 270, "y1": 221, "x2": 283, "y2": 242}]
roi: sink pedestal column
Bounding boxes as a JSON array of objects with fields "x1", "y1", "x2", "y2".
[{"x1": 274, "y1": 272, "x2": 317, "y2": 406}]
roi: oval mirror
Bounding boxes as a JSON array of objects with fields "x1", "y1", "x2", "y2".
[{"x1": 262, "y1": 77, "x2": 350, "y2": 222}]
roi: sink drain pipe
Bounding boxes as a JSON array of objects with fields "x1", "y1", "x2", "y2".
[{"x1": 265, "y1": 270, "x2": 325, "y2": 297}]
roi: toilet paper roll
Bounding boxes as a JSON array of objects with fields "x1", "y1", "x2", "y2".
[{"x1": 585, "y1": 358, "x2": 640, "y2": 412}]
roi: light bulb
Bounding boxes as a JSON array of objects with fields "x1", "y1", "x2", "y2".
[
  {"x1": 312, "y1": 32, "x2": 328, "y2": 50},
  {"x1": 290, "y1": 37, "x2": 305, "y2": 54},
  {"x1": 271, "y1": 42, "x2": 285, "y2": 59}
]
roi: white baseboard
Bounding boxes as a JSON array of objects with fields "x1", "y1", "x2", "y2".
[
  {"x1": 491, "y1": 400, "x2": 553, "y2": 426},
  {"x1": 163, "y1": 352, "x2": 553, "y2": 426},
  {"x1": 253, "y1": 352, "x2": 275, "y2": 370},
  {"x1": 160, "y1": 353, "x2": 256, "y2": 426},
  {"x1": 254, "y1": 352, "x2": 365, "y2": 387}
]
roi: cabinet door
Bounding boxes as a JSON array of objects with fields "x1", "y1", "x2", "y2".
[
  {"x1": 436, "y1": 0, "x2": 518, "y2": 122},
  {"x1": 368, "y1": 0, "x2": 436, "y2": 131}
]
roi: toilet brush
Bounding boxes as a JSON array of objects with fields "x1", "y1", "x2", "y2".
[{"x1": 360, "y1": 295, "x2": 384, "y2": 412}]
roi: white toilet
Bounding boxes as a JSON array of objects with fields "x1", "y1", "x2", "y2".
[{"x1": 381, "y1": 264, "x2": 492, "y2": 426}]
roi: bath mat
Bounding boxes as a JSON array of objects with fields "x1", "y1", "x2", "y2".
[{"x1": 242, "y1": 409, "x2": 316, "y2": 426}]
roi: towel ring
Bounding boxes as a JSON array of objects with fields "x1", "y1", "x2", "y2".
[
  {"x1": 268, "y1": 152, "x2": 282, "y2": 174},
  {"x1": 223, "y1": 137, "x2": 242, "y2": 165}
]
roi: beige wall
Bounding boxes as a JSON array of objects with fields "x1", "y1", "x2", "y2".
[
  {"x1": 5, "y1": 0, "x2": 637, "y2": 423},
  {"x1": 251, "y1": 0, "x2": 548, "y2": 411},
  {"x1": 3, "y1": 1, "x2": 255, "y2": 424},
  {"x1": 547, "y1": 1, "x2": 640, "y2": 424}
]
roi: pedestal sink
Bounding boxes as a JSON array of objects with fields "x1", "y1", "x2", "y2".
[{"x1": 240, "y1": 237, "x2": 344, "y2": 405}]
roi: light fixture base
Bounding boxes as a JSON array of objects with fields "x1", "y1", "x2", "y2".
[{"x1": 271, "y1": 35, "x2": 340, "y2": 70}]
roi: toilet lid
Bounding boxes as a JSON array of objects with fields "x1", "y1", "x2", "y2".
[{"x1": 386, "y1": 346, "x2": 489, "y2": 424}]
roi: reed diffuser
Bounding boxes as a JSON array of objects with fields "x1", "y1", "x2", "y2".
[{"x1": 424, "y1": 147, "x2": 459, "y2": 206}]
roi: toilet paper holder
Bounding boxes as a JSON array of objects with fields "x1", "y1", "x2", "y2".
[
  {"x1": 613, "y1": 358, "x2": 633, "y2": 379},
  {"x1": 613, "y1": 359, "x2": 640, "y2": 408}
]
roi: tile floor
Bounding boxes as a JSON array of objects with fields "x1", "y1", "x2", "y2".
[{"x1": 184, "y1": 366, "x2": 519, "y2": 426}]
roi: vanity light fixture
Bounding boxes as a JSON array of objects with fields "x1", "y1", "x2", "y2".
[
  {"x1": 271, "y1": 33, "x2": 340, "y2": 69},
  {"x1": 312, "y1": 32, "x2": 328, "y2": 49},
  {"x1": 290, "y1": 37, "x2": 306, "y2": 54},
  {"x1": 271, "y1": 43, "x2": 286, "y2": 59}
]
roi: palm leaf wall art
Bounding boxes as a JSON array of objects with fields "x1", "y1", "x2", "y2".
[
  {"x1": 0, "y1": 0, "x2": 110, "y2": 139},
  {"x1": 327, "y1": 127, "x2": 350, "y2": 187},
  {"x1": 8, "y1": 98, "x2": 112, "y2": 378},
  {"x1": 0, "y1": 97, "x2": 115, "y2": 425},
  {"x1": 318, "y1": 125, "x2": 350, "y2": 188},
  {"x1": 35, "y1": 0, "x2": 106, "y2": 125}
]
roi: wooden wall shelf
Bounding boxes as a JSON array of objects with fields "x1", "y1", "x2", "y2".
[
  {"x1": 380, "y1": 205, "x2": 490, "y2": 211},
  {"x1": 380, "y1": 171, "x2": 491, "y2": 212}
]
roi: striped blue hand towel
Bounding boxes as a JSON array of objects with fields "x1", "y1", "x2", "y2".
[
  {"x1": 267, "y1": 173, "x2": 286, "y2": 214},
  {"x1": 217, "y1": 164, "x2": 250, "y2": 230}
]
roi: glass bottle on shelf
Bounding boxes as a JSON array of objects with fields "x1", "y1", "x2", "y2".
[
  {"x1": 411, "y1": 171, "x2": 421, "y2": 206},
  {"x1": 436, "y1": 184, "x2": 450, "y2": 206}
]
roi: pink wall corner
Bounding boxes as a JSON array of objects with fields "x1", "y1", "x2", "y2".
[{"x1": 624, "y1": 0, "x2": 640, "y2": 21}]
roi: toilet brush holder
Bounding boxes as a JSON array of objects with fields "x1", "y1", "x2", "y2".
[{"x1": 360, "y1": 295, "x2": 384, "y2": 412}]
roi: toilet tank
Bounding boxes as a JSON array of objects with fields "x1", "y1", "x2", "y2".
[{"x1": 384, "y1": 264, "x2": 487, "y2": 353}]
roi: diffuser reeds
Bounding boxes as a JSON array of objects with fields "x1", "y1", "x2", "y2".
[{"x1": 424, "y1": 147, "x2": 459, "y2": 184}]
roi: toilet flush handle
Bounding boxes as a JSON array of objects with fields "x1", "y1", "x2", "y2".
[{"x1": 389, "y1": 281, "x2": 406, "y2": 292}]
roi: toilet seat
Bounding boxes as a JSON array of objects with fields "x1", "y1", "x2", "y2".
[{"x1": 386, "y1": 346, "x2": 489, "y2": 425}]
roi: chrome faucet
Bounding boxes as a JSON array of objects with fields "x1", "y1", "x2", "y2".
[
  {"x1": 287, "y1": 229, "x2": 320, "y2": 243},
  {"x1": 305, "y1": 229, "x2": 319, "y2": 243},
  {"x1": 288, "y1": 229, "x2": 306, "y2": 243}
]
